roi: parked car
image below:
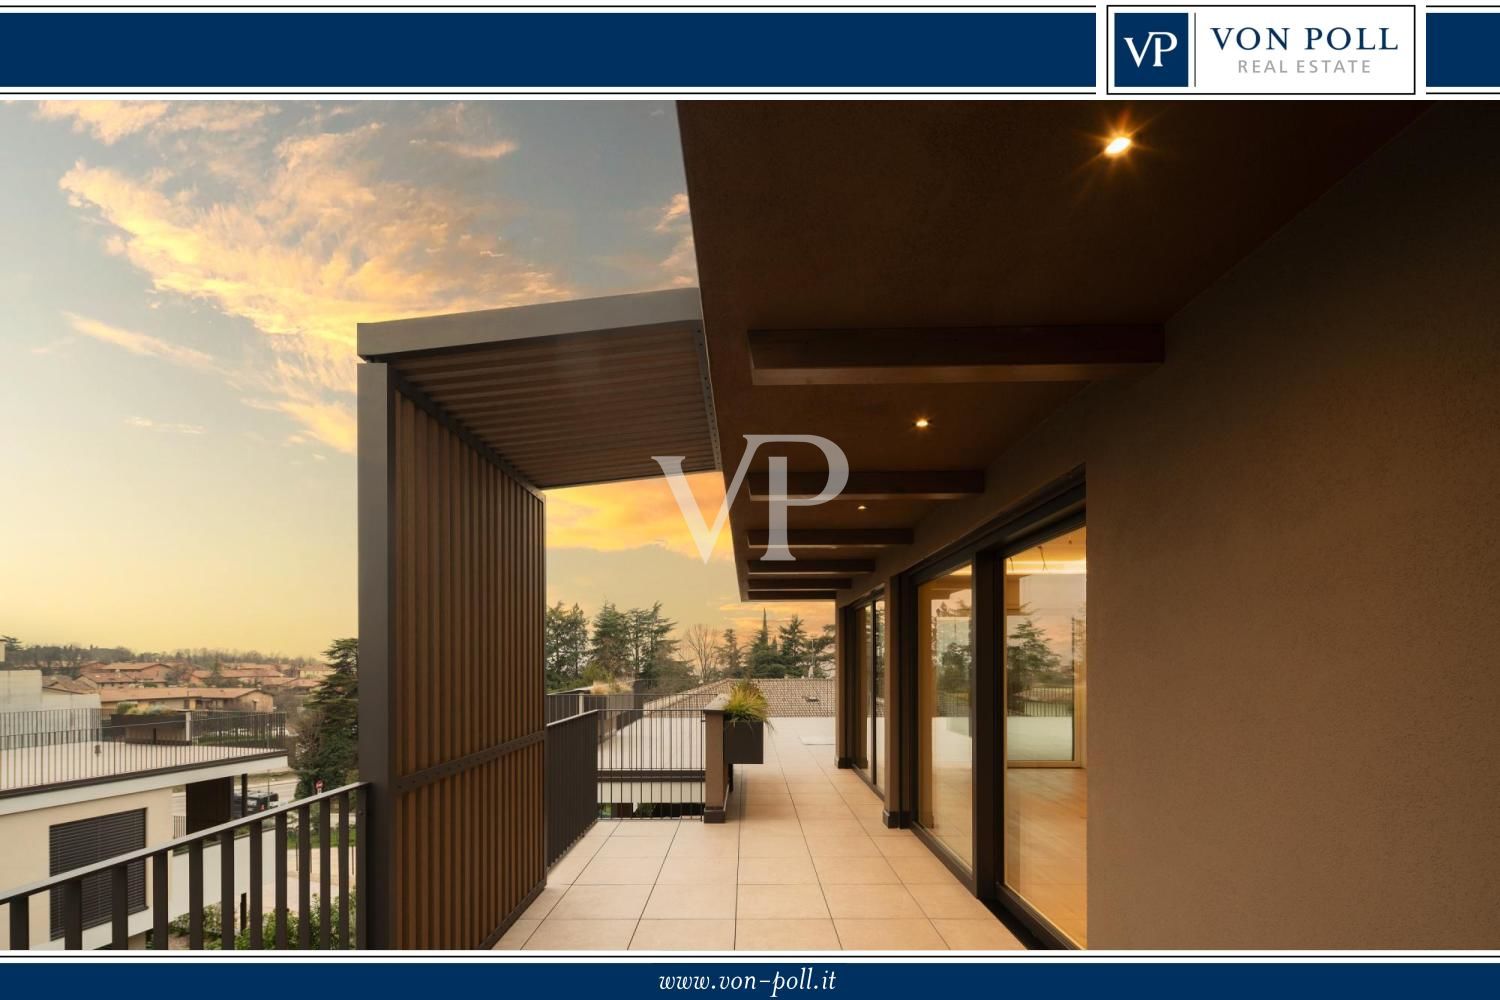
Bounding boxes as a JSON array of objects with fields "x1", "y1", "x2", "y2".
[{"x1": 230, "y1": 790, "x2": 280, "y2": 818}]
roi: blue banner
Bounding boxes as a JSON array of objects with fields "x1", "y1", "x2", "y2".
[
  {"x1": 1427, "y1": 12, "x2": 1500, "y2": 88},
  {"x1": 0, "y1": 12, "x2": 1096, "y2": 89},
  {"x1": 2, "y1": 962, "x2": 1499, "y2": 996}
]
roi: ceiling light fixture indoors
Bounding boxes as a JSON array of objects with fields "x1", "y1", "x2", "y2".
[{"x1": 1104, "y1": 135, "x2": 1133, "y2": 157}]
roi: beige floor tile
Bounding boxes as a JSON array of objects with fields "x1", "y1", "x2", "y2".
[
  {"x1": 873, "y1": 836, "x2": 934, "y2": 858},
  {"x1": 794, "y1": 801, "x2": 857, "y2": 821},
  {"x1": 821, "y1": 884, "x2": 922, "y2": 919},
  {"x1": 736, "y1": 918, "x2": 841, "y2": 951},
  {"x1": 887, "y1": 854, "x2": 962, "y2": 884},
  {"x1": 521, "y1": 885, "x2": 568, "y2": 920},
  {"x1": 611, "y1": 821, "x2": 680, "y2": 838},
  {"x1": 657, "y1": 856, "x2": 739, "y2": 885},
  {"x1": 907, "y1": 883, "x2": 995, "y2": 919},
  {"x1": 859, "y1": 819, "x2": 912, "y2": 838},
  {"x1": 739, "y1": 855, "x2": 818, "y2": 884},
  {"x1": 550, "y1": 882, "x2": 652, "y2": 920},
  {"x1": 834, "y1": 918, "x2": 946, "y2": 951},
  {"x1": 668, "y1": 836, "x2": 740, "y2": 858},
  {"x1": 738, "y1": 835, "x2": 811, "y2": 858},
  {"x1": 737, "y1": 883, "x2": 831, "y2": 919},
  {"x1": 931, "y1": 919, "x2": 1026, "y2": 950},
  {"x1": 804, "y1": 833, "x2": 881, "y2": 858},
  {"x1": 630, "y1": 919, "x2": 737, "y2": 951},
  {"x1": 738, "y1": 819, "x2": 803, "y2": 838},
  {"x1": 595, "y1": 836, "x2": 672, "y2": 859},
  {"x1": 799, "y1": 819, "x2": 866, "y2": 838},
  {"x1": 813, "y1": 856, "x2": 900, "y2": 884},
  {"x1": 642, "y1": 882, "x2": 737, "y2": 920},
  {"x1": 523, "y1": 918, "x2": 638, "y2": 950},
  {"x1": 493, "y1": 918, "x2": 540, "y2": 950},
  {"x1": 574, "y1": 856, "x2": 664, "y2": 885}
]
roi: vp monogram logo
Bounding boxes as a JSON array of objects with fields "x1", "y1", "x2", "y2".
[
  {"x1": 654, "y1": 435, "x2": 849, "y2": 565},
  {"x1": 1114, "y1": 12, "x2": 1190, "y2": 87},
  {"x1": 1124, "y1": 29, "x2": 1179, "y2": 68}
]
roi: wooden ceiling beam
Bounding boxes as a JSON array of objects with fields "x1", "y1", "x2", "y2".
[
  {"x1": 748, "y1": 325, "x2": 1164, "y2": 385},
  {"x1": 744, "y1": 576, "x2": 853, "y2": 590},
  {"x1": 747, "y1": 558, "x2": 876, "y2": 575},
  {"x1": 746, "y1": 590, "x2": 840, "y2": 601},
  {"x1": 747, "y1": 529, "x2": 912, "y2": 549},
  {"x1": 745, "y1": 469, "x2": 983, "y2": 501}
]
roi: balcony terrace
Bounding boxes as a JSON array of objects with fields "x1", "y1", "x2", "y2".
[{"x1": 503, "y1": 716, "x2": 1023, "y2": 951}]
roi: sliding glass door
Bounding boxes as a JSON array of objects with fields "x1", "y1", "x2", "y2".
[
  {"x1": 916, "y1": 563, "x2": 975, "y2": 870},
  {"x1": 871, "y1": 598, "x2": 886, "y2": 794},
  {"x1": 1003, "y1": 525, "x2": 1087, "y2": 945},
  {"x1": 851, "y1": 602, "x2": 871, "y2": 774},
  {"x1": 851, "y1": 595, "x2": 886, "y2": 791}
]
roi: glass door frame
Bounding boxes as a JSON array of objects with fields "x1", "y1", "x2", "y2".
[
  {"x1": 843, "y1": 589, "x2": 885, "y2": 794},
  {"x1": 895, "y1": 473, "x2": 1085, "y2": 949}
]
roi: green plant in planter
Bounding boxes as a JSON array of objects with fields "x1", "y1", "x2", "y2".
[{"x1": 723, "y1": 680, "x2": 769, "y2": 725}]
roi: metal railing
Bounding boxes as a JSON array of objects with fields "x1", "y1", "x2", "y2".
[
  {"x1": 0, "y1": 707, "x2": 102, "y2": 738},
  {"x1": 545, "y1": 689, "x2": 720, "y2": 725},
  {"x1": 1008, "y1": 685, "x2": 1076, "y2": 718},
  {"x1": 0, "y1": 712, "x2": 288, "y2": 794},
  {"x1": 595, "y1": 706, "x2": 706, "y2": 818},
  {"x1": 1, "y1": 783, "x2": 368, "y2": 950},
  {"x1": 545, "y1": 712, "x2": 599, "y2": 864}
]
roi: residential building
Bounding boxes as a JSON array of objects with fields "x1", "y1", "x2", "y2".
[
  {"x1": 98, "y1": 688, "x2": 274, "y2": 715},
  {"x1": 79, "y1": 663, "x2": 174, "y2": 688},
  {"x1": 7, "y1": 101, "x2": 1496, "y2": 952},
  {"x1": 351, "y1": 102, "x2": 1498, "y2": 950},
  {"x1": 0, "y1": 672, "x2": 289, "y2": 948}
]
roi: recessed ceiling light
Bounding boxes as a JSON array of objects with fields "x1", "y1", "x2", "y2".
[
  {"x1": 1104, "y1": 135, "x2": 1132, "y2": 157},
  {"x1": 857, "y1": 504, "x2": 868, "y2": 511},
  {"x1": 914, "y1": 417, "x2": 930, "y2": 429}
]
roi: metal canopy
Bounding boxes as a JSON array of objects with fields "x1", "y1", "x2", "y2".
[{"x1": 357, "y1": 288, "x2": 718, "y2": 489}]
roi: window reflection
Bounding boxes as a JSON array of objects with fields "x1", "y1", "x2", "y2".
[
  {"x1": 917, "y1": 564, "x2": 974, "y2": 869},
  {"x1": 1004, "y1": 526, "x2": 1087, "y2": 945}
]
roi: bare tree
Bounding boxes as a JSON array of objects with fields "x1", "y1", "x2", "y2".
[{"x1": 682, "y1": 624, "x2": 722, "y2": 682}]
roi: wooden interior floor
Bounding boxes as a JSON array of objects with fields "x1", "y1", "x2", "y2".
[{"x1": 1005, "y1": 767, "x2": 1087, "y2": 946}]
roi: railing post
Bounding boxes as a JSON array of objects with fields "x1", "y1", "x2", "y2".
[
  {"x1": 151, "y1": 850, "x2": 169, "y2": 948},
  {"x1": 9, "y1": 896, "x2": 30, "y2": 950},
  {"x1": 703, "y1": 696, "x2": 729, "y2": 824}
]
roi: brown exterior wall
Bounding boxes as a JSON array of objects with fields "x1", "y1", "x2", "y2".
[
  {"x1": 839, "y1": 107, "x2": 1500, "y2": 947},
  {"x1": 360, "y1": 366, "x2": 546, "y2": 949}
]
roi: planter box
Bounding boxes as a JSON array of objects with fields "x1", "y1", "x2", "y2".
[{"x1": 723, "y1": 719, "x2": 765, "y2": 765}]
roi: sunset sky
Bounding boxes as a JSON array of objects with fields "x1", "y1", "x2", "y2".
[{"x1": 0, "y1": 100, "x2": 830, "y2": 658}]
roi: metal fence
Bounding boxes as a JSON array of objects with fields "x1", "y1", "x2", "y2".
[
  {"x1": 2, "y1": 783, "x2": 367, "y2": 950},
  {"x1": 0, "y1": 707, "x2": 102, "y2": 738},
  {"x1": 0, "y1": 712, "x2": 288, "y2": 794},
  {"x1": 595, "y1": 706, "x2": 706, "y2": 818},
  {"x1": 545, "y1": 689, "x2": 719, "y2": 725},
  {"x1": 1008, "y1": 685, "x2": 1076, "y2": 718}
]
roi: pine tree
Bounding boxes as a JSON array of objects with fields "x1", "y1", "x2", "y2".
[
  {"x1": 719, "y1": 628, "x2": 744, "y2": 679},
  {"x1": 778, "y1": 615, "x2": 810, "y2": 676},
  {"x1": 587, "y1": 603, "x2": 632, "y2": 682},
  {"x1": 295, "y1": 638, "x2": 359, "y2": 797}
]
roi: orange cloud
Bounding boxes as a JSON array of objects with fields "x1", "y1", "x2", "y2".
[
  {"x1": 547, "y1": 472, "x2": 732, "y2": 561},
  {"x1": 54, "y1": 111, "x2": 564, "y2": 454}
]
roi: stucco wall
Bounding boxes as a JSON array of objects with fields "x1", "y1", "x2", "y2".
[
  {"x1": 848, "y1": 105, "x2": 1500, "y2": 947},
  {"x1": 0, "y1": 787, "x2": 173, "y2": 948}
]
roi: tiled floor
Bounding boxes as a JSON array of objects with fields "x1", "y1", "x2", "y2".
[{"x1": 495, "y1": 716, "x2": 1025, "y2": 952}]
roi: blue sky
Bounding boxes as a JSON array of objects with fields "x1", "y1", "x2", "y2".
[{"x1": 0, "y1": 100, "x2": 823, "y2": 658}]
